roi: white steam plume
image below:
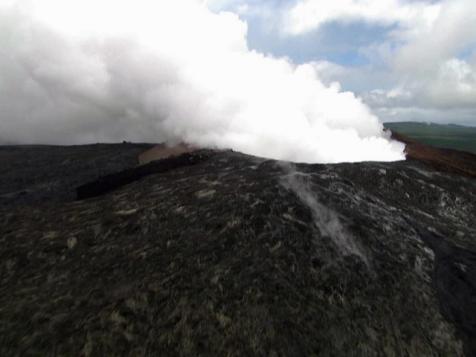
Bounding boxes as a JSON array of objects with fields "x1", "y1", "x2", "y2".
[{"x1": 0, "y1": 0, "x2": 405, "y2": 163}]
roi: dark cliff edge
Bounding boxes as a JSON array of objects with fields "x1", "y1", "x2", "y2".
[{"x1": 0, "y1": 142, "x2": 475, "y2": 356}]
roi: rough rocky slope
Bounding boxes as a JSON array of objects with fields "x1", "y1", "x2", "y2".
[{"x1": 0, "y1": 144, "x2": 475, "y2": 356}]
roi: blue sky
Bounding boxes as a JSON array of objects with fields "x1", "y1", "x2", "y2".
[{"x1": 208, "y1": 0, "x2": 476, "y2": 125}]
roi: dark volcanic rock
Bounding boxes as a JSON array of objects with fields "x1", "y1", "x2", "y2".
[
  {"x1": 0, "y1": 143, "x2": 153, "y2": 207},
  {"x1": 0, "y1": 145, "x2": 475, "y2": 356}
]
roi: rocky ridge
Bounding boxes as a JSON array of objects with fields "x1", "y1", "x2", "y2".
[{"x1": 0, "y1": 144, "x2": 475, "y2": 356}]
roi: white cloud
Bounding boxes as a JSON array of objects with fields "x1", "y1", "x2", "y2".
[
  {"x1": 284, "y1": 0, "x2": 476, "y2": 125},
  {"x1": 0, "y1": 0, "x2": 404, "y2": 163},
  {"x1": 379, "y1": 0, "x2": 476, "y2": 115},
  {"x1": 393, "y1": 1, "x2": 476, "y2": 71},
  {"x1": 365, "y1": 58, "x2": 476, "y2": 110},
  {"x1": 284, "y1": 0, "x2": 440, "y2": 36}
]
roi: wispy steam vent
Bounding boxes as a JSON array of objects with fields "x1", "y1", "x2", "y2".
[
  {"x1": 281, "y1": 167, "x2": 369, "y2": 266},
  {"x1": 0, "y1": 0, "x2": 405, "y2": 163}
]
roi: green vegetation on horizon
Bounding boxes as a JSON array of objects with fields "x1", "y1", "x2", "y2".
[{"x1": 384, "y1": 122, "x2": 476, "y2": 154}]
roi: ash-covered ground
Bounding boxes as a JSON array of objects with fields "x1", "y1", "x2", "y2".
[{"x1": 0, "y1": 143, "x2": 475, "y2": 356}]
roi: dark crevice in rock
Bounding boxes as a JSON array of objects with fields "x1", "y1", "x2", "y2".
[
  {"x1": 0, "y1": 143, "x2": 154, "y2": 206},
  {"x1": 76, "y1": 150, "x2": 215, "y2": 200}
]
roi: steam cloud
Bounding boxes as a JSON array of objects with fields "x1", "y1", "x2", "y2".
[{"x1": 0, "y1": 0, "x2": 405, "y2": 163}]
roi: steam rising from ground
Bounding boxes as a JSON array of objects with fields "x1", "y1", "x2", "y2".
[
  {"x1": 0, "y1": 0, "x2": 405, "y2": 163},
  {"x1": 282, "y1": 167, "x2": 369, "y2": 265}
]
